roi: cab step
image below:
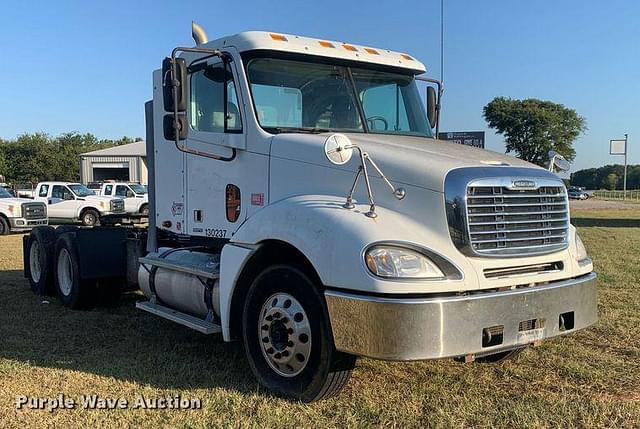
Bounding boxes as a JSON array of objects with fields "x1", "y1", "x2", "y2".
[{"x1": 136, "y1": 300, "x2": 221, "y2": 334}]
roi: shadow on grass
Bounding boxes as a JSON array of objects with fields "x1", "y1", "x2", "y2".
[
  {"x1": 571, "y1": 218, "x2": 640, "y2": 228},
  {"x1": 0, "y1": 269, "x2": 258, "y2": 394}
]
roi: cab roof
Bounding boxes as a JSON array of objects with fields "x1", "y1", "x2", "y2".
[{"x1": 200, "y1": 31, "x2": 426, "y2": 74}]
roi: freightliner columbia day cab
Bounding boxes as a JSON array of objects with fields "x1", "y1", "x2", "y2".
[{"x1": 22, "y1": 23, "x2": 596, "y2": 402}]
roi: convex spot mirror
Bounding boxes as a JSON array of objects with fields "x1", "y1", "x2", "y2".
[
  {"x1": 426, "y1": 86, "x2": 437, "y2": 129},
  {"x1": 324, "y1": 134, "x2": 354, "y2": 165},
  {"x1": 548, "y1": 150, "x2": 570, "y2": 172}
]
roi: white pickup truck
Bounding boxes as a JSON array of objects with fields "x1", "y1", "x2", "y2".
[
  {"x1": 0, "y1": 186, "x2": 47, "y2": 234},
  {"x1": 22, "y1": 25, "x2": 596, "y2": 402},
  {"x1": 99, "y1": 182, "x2": 149, "y2": 216},
  {"x1": 34, "y1": 182, "x2": 125, "y2": 226}
]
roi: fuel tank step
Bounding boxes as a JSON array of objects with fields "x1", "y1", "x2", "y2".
[
  {"x1": 139, "y1": 255, "x2": 219, "y2": 279},
  {"x1": 136, "y1": 300, "x2": 221, "y2": 334}
]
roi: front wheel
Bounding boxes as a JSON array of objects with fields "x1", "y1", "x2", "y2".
[
  {"x1": 140, "y1": 204, "x2": 149, "y2": 216},
  {"x1": 242, "y1": 265, "x2": 356, "y2": 402},
  {"x1": 81, "y1": 209, "x2": 99, "y2": 227},
  {"x1": 0, "y1": 216, "x2": 9, "y2": 235}
]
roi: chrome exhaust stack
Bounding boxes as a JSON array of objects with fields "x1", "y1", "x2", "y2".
[{"x1": 192, "y1": 21, "x2": 208, "y2": 46}]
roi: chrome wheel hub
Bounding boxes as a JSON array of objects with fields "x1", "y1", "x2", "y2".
[
  {"x1": 258, "y1": 293, "x2": 311, "y2": 377},
  {"x1": 57, "y1": 248, "x2": 73, "y2": 296},
  {"x1": 29, "y1": 241, "x2": 42, "y2": 283}
]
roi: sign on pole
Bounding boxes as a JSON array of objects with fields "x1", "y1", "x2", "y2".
[
  {"x1": 438, "y1": 131, "x2": 485, "y2": 148},
  {"x1": 609, "y1": 139, "x2": 626, "y2": 155},
  {"x1": 609, "y1": 135, "x2": 629, "y2": 199}
]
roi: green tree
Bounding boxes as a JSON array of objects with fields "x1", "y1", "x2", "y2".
[
  {"x1": 0, "y1": 132, "x2": 139, "y2": 183},
  {"x1": 603, "y1": 173, "x2": 619, "y2": 190},
  {"x1": 483, "y1": 97, "x2": 586, "y2": 167},
  {"x1": 0, "y1": 140, "x2": 7, "y2": 178}
]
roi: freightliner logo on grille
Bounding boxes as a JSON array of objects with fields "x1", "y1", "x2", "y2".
[{"x1": 511, "y1": 180, "x2": 537, "y2": 189}]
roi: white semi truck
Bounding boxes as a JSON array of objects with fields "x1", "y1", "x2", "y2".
[
  {"x1": 22, "y1": 24, "x2": 596, "y2": 402},
  {"x1": 0, "y1": 186, "x2": 47, "y2": 234}
]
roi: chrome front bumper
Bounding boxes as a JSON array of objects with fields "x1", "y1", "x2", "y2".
[
  {"x1": 9, "y1": 217, "x2": 48, "y2": 230},
  {"x1": 325, "y1": 272, "x2": 597, "y2": 361}
]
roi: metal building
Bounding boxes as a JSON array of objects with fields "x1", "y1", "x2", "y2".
[{"x1": 80, "y1": 141, "x2": 148, "y2": 185}]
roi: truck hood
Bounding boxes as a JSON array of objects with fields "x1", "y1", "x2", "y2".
[
  {"x1": 270, "y1": 133, "x2": 541, "y2": 192},
  {"x1": 0, "y1": 197, "x2": 42, "y2": 205}
]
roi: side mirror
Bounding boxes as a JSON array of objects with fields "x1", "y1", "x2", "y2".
[
  {"x1": 163, "y1": 114, "x2": 188, "y2": 141},
  {"x1": 126, "y1": 190, "x2": 134, "y2": 198},
  {"x1": 63, "y1": 192, "x2": 74, "y2": 201},
  {"x1": 162, "y1": 57, "x2": 188, "y2": 112},
  {"x1": 548, "y1": 151, "x2": 570, "y2": 173},
  {"x1": 426, "y1": 86, "x2": 437, "y2": 129}
]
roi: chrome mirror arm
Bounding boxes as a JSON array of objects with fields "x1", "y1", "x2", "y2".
[{"x1": 342, "y1": 144, "x2": 406, "y2": 218}]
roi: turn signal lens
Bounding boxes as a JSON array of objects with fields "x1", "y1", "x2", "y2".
[
  {"x1": 575, "y1": 232, "x2": 588, "y2": 261},
  {"x1": 365, "y1": 246, "x2": 444, "y2": 279}
]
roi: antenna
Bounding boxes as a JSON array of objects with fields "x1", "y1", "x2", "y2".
[{"x1": 440, "y1": 0, "x2": 444, "y2": 83}]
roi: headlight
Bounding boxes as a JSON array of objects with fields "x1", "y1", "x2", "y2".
[
  {"x1": 8, "y1": 205, "x2": 21, "y2": 217},
  {"x1": 575, "y1": 232, "x2": 588, "y2": 261},
  {"x1": 365, "y1": 246, "x2": 444, "y2": 279}
]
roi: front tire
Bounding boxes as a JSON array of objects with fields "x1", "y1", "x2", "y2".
[
  {"x1": 0, "y1": 216, "x2": 9, "y2": 235},
  {"x1": 242, "y1": 265, "x2": 356, "y2": 402},
  {"x1": 54, "y1": 233, "x2": 96, "y2": 309},
  {"x1": 81, "y1": 209, "x2": 99, "y2": 227},
  {"x1": 140, "y1": 204, "x2": 149, "y2": 216}
]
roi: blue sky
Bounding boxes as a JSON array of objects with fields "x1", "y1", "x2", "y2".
[{"x1": 0, "y1": 0, "x2": 637, "y2": 171}]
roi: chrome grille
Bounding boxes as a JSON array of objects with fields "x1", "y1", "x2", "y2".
[
  {"x1": 466, "y1": 183, "x2": 569, "y2": 256},
  {"x1": 22, "y1": 203, "x2": 47, "y2": 220}
]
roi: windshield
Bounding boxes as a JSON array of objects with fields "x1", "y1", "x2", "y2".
[
  {"x1": 68, "y1": 184, "x2": 95, "y2": 197},
  {"x1": 0, "y1": 187, "x2": 12, "y2": 198},
  {"x1": 129, "y1": 184, "x2": 147, "y2": 194},
  {"x1": 246, "y1": 56, "x2": 433, "y2": 138}
]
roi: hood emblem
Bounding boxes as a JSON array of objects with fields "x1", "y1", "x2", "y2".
[{"x1": 512, "y1": 180, "x2": 537, "y2": 189}]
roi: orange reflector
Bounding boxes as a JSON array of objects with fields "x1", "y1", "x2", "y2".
[
  {"x1": 269, "y1": 33, "x2": 288, "y2": 42},
  {"x1": 342, "y1": 44, "x2": 358, "y2": 52},
  {"x1": 364, "y1": 48, "x2": 379, "y2": 55},
  {"x1": 319, "y1": 41, "x2": 335, "y2": 48},
  {"x1": 401, "y1": 54, "x2": 414, "y2": 61}
]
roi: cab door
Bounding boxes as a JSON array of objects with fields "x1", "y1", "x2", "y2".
[
  {"x1": 48, "y1": 185, "x2": 76, "y2": 219},
  {"x1": 183, "y1": 53, "x2": 267, "y2": 239},
  {"x1": 115, "y1": 184, "x2": 136, "y2": 213}
]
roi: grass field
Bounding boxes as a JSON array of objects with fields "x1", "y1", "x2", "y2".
[{"x1": 1, "y1": 208, "x2": 639, "y2": 428}]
